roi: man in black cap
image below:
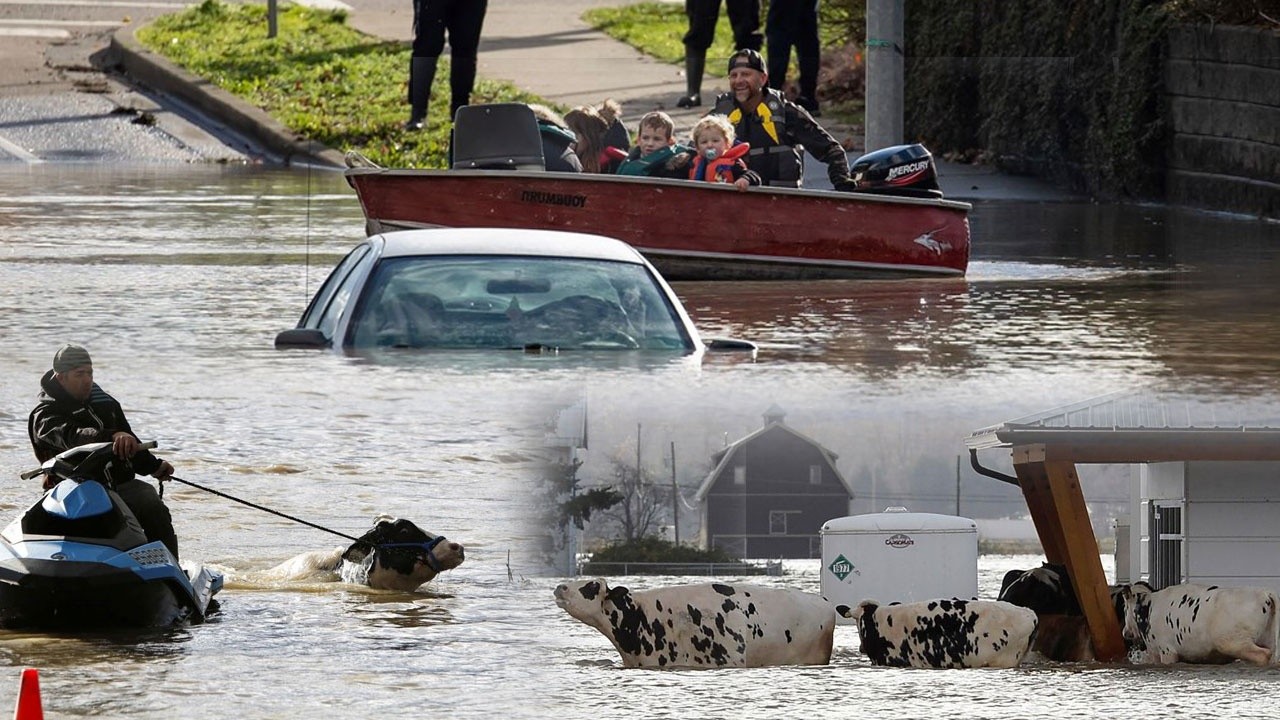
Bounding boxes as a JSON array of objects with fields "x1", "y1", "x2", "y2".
[
  {"x1": 712, "y1": 48, "x2": 853, "y2": 189},
  {"x1": 677, "y1": 0, "x2": 763, "y2": 108},
  {"x1": 28, "y1": 344, "x2": 180, "y2": 560}
]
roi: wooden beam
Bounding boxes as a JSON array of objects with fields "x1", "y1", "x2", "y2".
[
  {"x1": 1012, "y1": 445, "x2": 1066, "y2": 563},
  {"x1": 1012, "y1": 445, "x2": 1126, "y2": 662},
  {"x1": 1042, "y1": 459, "x2": 1126, "y2": 662}
]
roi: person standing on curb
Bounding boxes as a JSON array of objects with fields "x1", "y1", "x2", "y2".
[
  {"x1": 765, "y1": 0, "x2": 823, "y2": 116},
  {"x1": 677, "y1": 0, "x2": 763, "y2": 108},
  {"x1": 405, "y1": 0, "x2": 489, "y2": 130}
]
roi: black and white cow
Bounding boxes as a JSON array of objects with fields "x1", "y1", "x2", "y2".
[
  {"x1": 268, "y1": 516, "x2": 464, "y2": 591},
  {"x1": 998, "y1": 562, "x2": 1129, "y2": 662},
  {"x1": 837, "y1": 598, "x2": 1038, "y2": 668},
  {"x1": 553, "y1": 579, "x2": 836, "y2": 668},
  {"x1": 999, "y1": 563, "x2": 1082, "y2": 616},
  {"x1": 1119, "y1": 582, "x2": 1280, "y2": 665}
]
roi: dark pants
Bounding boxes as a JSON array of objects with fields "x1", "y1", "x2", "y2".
[
  {"x1": 411, "y1": 0, "x2": 487, "y2": 59},
  {"x1": 412, "y1": 0, "x2": 488, "y2": 114},
  {"x1": 116, "y1": 478, "x2": 179, "y2": 561},
  {"x1": 683, "y1": 0, "x2": 762, "y2": 52},
  {"x1": 766, "y1": 0, "x2": 821, "y2": 96}
]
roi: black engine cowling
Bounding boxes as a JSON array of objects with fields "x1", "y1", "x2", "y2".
[{"x1": 850, "y1": 144, "x2": 942, "y2": 199}]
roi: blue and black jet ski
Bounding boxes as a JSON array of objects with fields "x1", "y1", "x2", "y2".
[{"x1": 0, "y1": 441, "x2": 222, "y2": 630}]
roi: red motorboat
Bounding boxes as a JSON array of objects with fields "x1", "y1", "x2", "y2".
[{"x1": 343, "y1": 106, "x2": 970, "y2": 281}]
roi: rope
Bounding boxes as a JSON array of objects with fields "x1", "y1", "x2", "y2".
[
  {"x1": 163, "y1": 476, "x2": 448, "y2": 563},
  {"x1": 165, "y1": 475, "x2": 366, "y2": 546}
]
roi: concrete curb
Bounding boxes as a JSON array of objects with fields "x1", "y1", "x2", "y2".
[{"x1": 106, "y1": 24, "x2": 347, "y2": 169}]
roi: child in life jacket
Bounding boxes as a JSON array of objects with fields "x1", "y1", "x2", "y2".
[
  {"x1": 687, "y1": 114, "x2": 761, "y2": 191},
  {"x1": 616, "y1": 111, "x2": 690, "y2": 178}
]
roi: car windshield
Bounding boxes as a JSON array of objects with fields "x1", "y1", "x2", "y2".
[{"x1": 349, "y1": 255, "x2": 693, "y2": 351}]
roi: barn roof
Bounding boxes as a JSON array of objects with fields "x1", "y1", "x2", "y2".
[
  {"x1": 966, "y1": 391, "x2": 1280, "y2": 463},
  {"x1": 694, "y1": 421, "x2": 852, "y2": 501}
]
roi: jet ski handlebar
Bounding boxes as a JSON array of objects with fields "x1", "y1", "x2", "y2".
[{"x1": 19, "y1": 440, "x2": 158, "y2": 481}]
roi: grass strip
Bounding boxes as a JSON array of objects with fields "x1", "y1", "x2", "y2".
[{"x1": 137, "y1": 0, "x2": 542, "y2": 168}]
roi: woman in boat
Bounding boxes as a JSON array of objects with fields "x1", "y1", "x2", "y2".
[
  {"x1": 564, "y1": 101, "x2": 628, "y2": 174},
  {"x1": 528, "y1": 104, "x2": 582, "y2": 173}
]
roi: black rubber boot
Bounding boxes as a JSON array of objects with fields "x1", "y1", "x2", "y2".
[
  {"x1": 677, "y1": 49, "x2": 705, "y2": 108},
  {"x1": 405, "y1": 56, "x2": 438, "y2": 130},
  {"x1": 449, "y1": 56, "x2": 478, "y2": 121},
  {"x1": 798, "y1": 54, "x2": 821, "y2": 117}
]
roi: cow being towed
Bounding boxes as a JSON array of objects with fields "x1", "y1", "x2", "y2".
[
  {"x1": 1119, "y1": 582, "x2": 1279, "y2": 666},
  {"x1": 553, "y1": 579, "x2": 836, "y2": 668},
  {"x1": 268, "y1": 516, "x2": 465, "y2": 591},
  {"x1": 838, "y1": 599, "x2": 1038, "y2": 669}
]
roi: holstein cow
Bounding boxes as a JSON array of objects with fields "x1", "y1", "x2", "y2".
[
  {"x1": 553, "y1": 579, "x2": 836, "y2": 668},
  {"x1": 1119, "y1": 582, "x2": 1280, "y2": 666},
  {"x1": 999, "y1": 563, "x2": 1082, "y2": 616},
  {"x1": 998, "y1": 562, "x2": 1129, "y2": 662},
  {"x1": 837, "y1": 598, "x2": 1038, "y2": 669},
  {"x1": 268, "y1": 516, "x2": 465, "y2": 591}
]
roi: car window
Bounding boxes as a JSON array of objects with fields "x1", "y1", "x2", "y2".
[
  {"x1": 315, "y1": 246, "x2": 374, "y2": 339},
  {"x1": 301, "y1": 244, "x2": 371, "y2": 331},
  {"x1": 350, "y1": 255, "x2": 692, "y2": 351}
]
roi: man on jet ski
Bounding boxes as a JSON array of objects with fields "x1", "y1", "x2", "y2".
[{"x1": 28, "y1": 344, "x2": 180, "y2": 560}]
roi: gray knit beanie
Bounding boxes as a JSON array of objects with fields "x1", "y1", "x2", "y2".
[{"x1": 52, "y1": 344, "x2": 92, "y2": 373}]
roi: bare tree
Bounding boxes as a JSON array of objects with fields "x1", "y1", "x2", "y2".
[{"x1": 597, "y1": 454, "x2": 667, "y2": 542}]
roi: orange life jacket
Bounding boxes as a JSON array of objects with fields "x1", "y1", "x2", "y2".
[{"x1": 689, "y1": 142, "x2": 751, "y2": 183}]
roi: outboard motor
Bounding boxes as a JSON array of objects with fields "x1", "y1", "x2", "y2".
[{"x1": 849, "y1": 143, "x2": 942, "y2": 199}]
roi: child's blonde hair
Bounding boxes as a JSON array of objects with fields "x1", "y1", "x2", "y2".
[
  {"x1": 638, "y1": 111, "x2": 675, "y2": 140},
  {"x1": 692, "y1": 114, "x2": 735, "y2": 145}
]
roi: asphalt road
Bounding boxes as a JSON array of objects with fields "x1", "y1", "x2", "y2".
[{"x1": 0, "y1": 0, "x2": 251, "y2": 164}]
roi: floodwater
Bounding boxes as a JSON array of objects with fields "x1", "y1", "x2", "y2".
[{"x1": 0, "y1": 165, "x2": 1279, "y2": 719}]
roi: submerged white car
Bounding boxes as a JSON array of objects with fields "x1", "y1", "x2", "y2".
[{"x1": 276, "y1": 228, "x2": 752, "y2": 355}]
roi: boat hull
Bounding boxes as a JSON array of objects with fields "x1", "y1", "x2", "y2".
[{"x1": 346, "y1": 169, "x2": 971, "y2": 280}]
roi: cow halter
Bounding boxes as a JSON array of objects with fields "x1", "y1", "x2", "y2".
[{"x1": 379, "y1": 535, "x2": 448, "y2": 572}]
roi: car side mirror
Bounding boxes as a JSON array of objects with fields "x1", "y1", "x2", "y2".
[
  {"x1": 704, "y1": 338, "x2": 757, "y2": 352},
  {"x1": 274, "y1": 328, "x2": 330, "y2": 349}
]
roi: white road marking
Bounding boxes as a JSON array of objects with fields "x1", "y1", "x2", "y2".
[
  {"x1": 0, "y1": 19, "x2": 123, "y2": 27},
  {"x1": 0, "y1": 1, "x2": 189, "y2": 7},
  {"x1": 0, "y1": 135, "x2": 42, "y2": 164},
  {"x1": 0, "y1": 28, "x2": 70, "y2": 38}
]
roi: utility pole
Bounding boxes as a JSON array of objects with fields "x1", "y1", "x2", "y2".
[
  {"x1": 865, "y1": 0, "x2": 905, "y2": 151},
  {"x1": 671, "y1": 441, "x2": 679, "y2": 545},
  {"x1": 955, "y1": 455, "x2": 961, "y2": 516},
  {"x1": 268, "y1": 0, "x2": 278, "y2": 38},
  {"x1": 636, "y1": 423, "x2": 642, "y2": 483}
]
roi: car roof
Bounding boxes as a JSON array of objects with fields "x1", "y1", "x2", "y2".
[{"x1": 374, "y1": 228, "x2": 649, "y2": 264}]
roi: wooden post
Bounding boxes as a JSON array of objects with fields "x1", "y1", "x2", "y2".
[{"x1": 1013, "y1": 444, "x2": 1126, "y2": 662}]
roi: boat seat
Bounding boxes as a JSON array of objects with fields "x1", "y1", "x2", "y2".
[{"x1": 452, "y1": 103, "x2": 547, "y2": 171}]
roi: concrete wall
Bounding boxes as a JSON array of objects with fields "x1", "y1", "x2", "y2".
[{"x1": 1164, "y1": 25, "x2": 1280, "y2": 219}]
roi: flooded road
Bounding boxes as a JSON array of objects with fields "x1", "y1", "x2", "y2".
[{"x1": 1, "y1": 165, "x2": 1278, "y2": 718}]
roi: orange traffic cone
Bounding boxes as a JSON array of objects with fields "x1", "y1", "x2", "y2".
[{"x1": 13, "y1": 668, "x2": 42, "y2": 720}]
